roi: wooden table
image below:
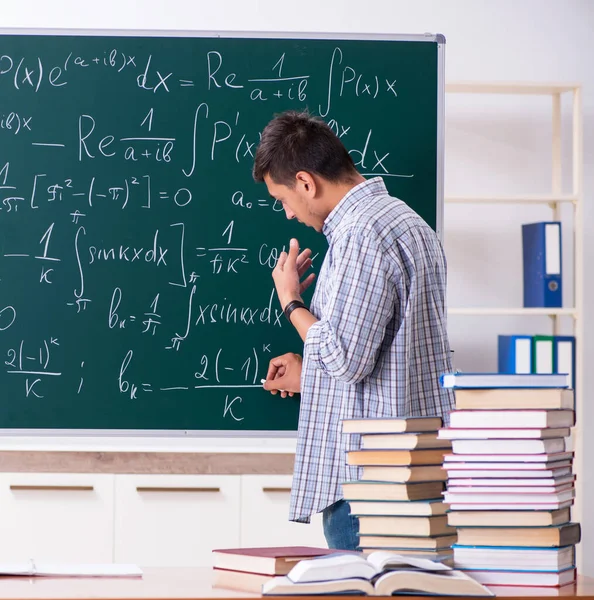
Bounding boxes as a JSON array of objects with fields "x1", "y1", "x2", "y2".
[{"x1": 0, "y1": 568, "x2": 591, "y2": 599}]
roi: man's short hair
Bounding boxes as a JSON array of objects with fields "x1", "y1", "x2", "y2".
[{"x1": 253, "y1": 110, "x2": 358, "y2": 186}]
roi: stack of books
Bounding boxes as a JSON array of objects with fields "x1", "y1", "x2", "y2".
[
  {"x1": 342, "y1": 416, "x2": 456, "y2": 563},
  {"x1": 211, "y1": 546, "x2": 340, "y2": 592},
  {"x1": 439, "y1": 372, "x2": 580, "y2": 587}
]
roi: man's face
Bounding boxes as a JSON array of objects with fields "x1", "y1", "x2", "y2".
[{"x1": 264, "y1": 173, "x2": 322, "y2": 231}]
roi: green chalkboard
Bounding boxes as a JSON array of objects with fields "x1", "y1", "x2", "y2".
[{"x1": 0, "y1": 31, "x2": 443, "y2": 433}]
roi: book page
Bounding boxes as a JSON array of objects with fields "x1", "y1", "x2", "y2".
[{"x1": 366, "y1": 551, "x2": 452, "y2": 572}]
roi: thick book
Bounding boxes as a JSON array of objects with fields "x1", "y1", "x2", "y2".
[
  {"x1": 347, "y1": 448, "x2": 449, "y2": 466},
  {"x1": 261, "y1": 551, "x2": 493, "y2": 596},
  {"x1": 361, "y1": 432, "x2": 450, "y2": 450},
  {"x1": 342, "y1": 480, "x2": 444, "y2": 502},
  {"x1": 448, "y1": 499, "x2": 573, "y2": 511},
  {"x1": 445, "y1": 464, "x2": 572, "y2": 477},
  {"x1": 447, "y1": 483, "x2": 574, "y2": 495},
  {"x1": 451, "y1": 438, "x2": 565, "y2": 455},
  {"x1": 348, "y1": 499, "x2": 447, "y2": 517},
  {"x1": 441, "y1": 372, "x2": 568, "y2": 389},
  {"x1": 444, "y1": 451, "x2": 573, "y2": 463},
  {"x1": 357, "y1": 534, "x2": 457, "y2": 550},
  {"x1": 443, "y1": 489, "x2": 574, "y2": 505},
  {"x1": 446, "y1": 486, "x2": 574, "y2": 498},
  {"x1": 449, "y1": 409, "x2": 575, "y2": 429},
  {"x1": 342, "y1": 416, "x2": 442, "y2": 434},
  {"x1": 453, "y1": 388, "x2": 573, "y2": 410},
  {"x1": 447, "y1": 508, "x2": 571, "y2": 528},
  {"x1": 462, "y1": 567, "x2": 575, "y2": 587},
  {"x1": 361, "y1": 465, "x2": 447, "y2": 482},
  {"x1": 211, "y1": 546, "x2": 340, "y2": 576},
  {"x1": 447, "y1": 475, "x2": 575, "y2": 488},
  {"x1": 358, "y1": 515, "x2": 454, "y2": 537},
  {"x1": 453, "y1": 545, "x2": 574, "y2": 572},
  {"x1": 0, "y1": 562, "x2": 142, "y2": 577},
  {"x1": 456, "y1": 523, "x2": 580, "y2": 548},
  {"x1": 439, "y1": 427, "x2": 570, "y2": 440}
]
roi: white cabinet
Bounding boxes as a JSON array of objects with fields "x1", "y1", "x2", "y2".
[
  {"x1": 240, "y1": 475, "x2": 326, "y2": 547},
  {"x1": 0, "y1": 473, "x2": 114, "y2": 562},
  {"x1": 0, "y1": 468, "x2": 330, "y2": 564},
  {"x1": 113, "y1": 475, "x2": 241, "y2": 567}
]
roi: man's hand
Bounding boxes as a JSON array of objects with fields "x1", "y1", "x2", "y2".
[
  {"x1": 272, "y1": 238, "x2": 315, "y2": 309},
  {"x1": 263, "y1": 353, "x2": 302, "y2": 398}
]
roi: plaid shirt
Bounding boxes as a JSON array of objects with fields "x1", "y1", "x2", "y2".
[{"x1": 289, "y1": 177, "x2": 455, "y2": 523}]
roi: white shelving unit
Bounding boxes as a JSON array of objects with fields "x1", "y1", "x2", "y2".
[{"x1": 444, "y1": 81, "x2": 584, "y2": 566}]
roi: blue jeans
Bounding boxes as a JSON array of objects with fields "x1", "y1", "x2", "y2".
[{"x1": 322, "y1": 499, "x2": 360, "y2": 550}]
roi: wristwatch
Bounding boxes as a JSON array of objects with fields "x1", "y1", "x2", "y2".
[{"x1": 283, "y1": 300, "x2": 308, "y2": 322}]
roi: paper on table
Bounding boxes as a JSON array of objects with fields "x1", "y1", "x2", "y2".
[{"x1": 0, "y1": 560, "x2": 143, "y2": 577}]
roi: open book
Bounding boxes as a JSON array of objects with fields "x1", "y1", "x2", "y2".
[{"x1": 262, "y1": 551, "x2": 493, "y2": 596}]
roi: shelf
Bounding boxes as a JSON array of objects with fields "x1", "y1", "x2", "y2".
[
  {"x1": 444, "y1": 79, "x2": 583, "y2": 571},
  {"x1": 448, "y1": 308, "x2": 577, "y2": 317},
  {"x1": 445, "y1": 194, "x2": 578, "y2": 205},
  {"x1": 445, "y1": 82, "x2": 579, "y2": 95}
]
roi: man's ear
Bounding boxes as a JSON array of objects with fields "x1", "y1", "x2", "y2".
[{"x1": 296, "y1": 171, "x2": 316, "y2": 197}]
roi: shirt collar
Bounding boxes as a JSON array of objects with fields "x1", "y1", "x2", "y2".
[{"x1": 322, "y1": 177, "x2": 388, "y2": 240}]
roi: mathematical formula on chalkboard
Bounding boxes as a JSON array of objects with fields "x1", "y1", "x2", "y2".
[{"x1": 0, "y1": 34, "x2": 439, "y2": 431}]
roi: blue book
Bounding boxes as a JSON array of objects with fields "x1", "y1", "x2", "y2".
[
  {"x1": 522, "y1": 222, "x2": 562, "y2": 307},
  {"x1": 497, "y1": 335, "x2": 532, "y2": 374},
  {"x1": 440, "y1": 372, "x2": 569, "y2": 389}
]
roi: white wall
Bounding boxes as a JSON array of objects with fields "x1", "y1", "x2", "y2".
[{"x1": 4, "y1": 0, "x2": 594, "y2": 573}]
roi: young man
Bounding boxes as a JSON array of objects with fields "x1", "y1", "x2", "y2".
[{"x1": 253, "y1": 111, "x2": 454, "y2": 551}]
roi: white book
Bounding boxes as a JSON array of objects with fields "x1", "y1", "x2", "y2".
[
  {"x1": 447, "y1": 475, "x2": 574, "y2": 486},
  {"x1": 445, "y1": 466, "x2": 572, "y2": 478},
  {"x1": 443, "y1": 488, "x2": 574, "y2": 504},
  {"x1": 439, "y1": 427, "x2": 570, "y2": 440},
  {"x1": 449, "y1": 498, "x2": 574, "y2": 511},
  {"x1": 453, "y1": 546, "x2": 574, "y2": 571},
  {"x1": 449, "y1": 410, "x2": 574, "y2": 429},
  {"x1": 451, "y1": 438, "x2": 565, "y2": 455},
  {"x1": 0, "y1": 561, "x2": 142, "y2": 577},
  {"x1": 446, "y1": 482, "x2": 574, "y2": 494},
  {"x1": 444, "y1": 451, "x2": 573, "y2": 463}
]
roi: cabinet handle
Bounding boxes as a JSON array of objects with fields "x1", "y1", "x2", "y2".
[
  {"x1": 262, "y1": 487, "x2": 292, "y2": 493},
  {"x1": 136, "y1": 486, "x2": 221, "y2": 493},
  {"x1": 10, "y1": 485, "x2": 94, "y2": 491}
]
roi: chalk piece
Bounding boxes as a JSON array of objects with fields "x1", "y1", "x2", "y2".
[{"x1": 260, "y1": 378, "x2": 286, "y2": 393}]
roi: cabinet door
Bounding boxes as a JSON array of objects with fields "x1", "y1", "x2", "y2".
[
  {"x1": 114, "y1": 475, "x2": 240, "y2": 567},
  {"x1": 0, "y1": 473, "x2": 114, "y2": 562},
  {"x1": 240, "y1": 475, "x2": 326, "y2": 547}
]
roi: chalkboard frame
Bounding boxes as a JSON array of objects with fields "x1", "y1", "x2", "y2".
[{"x1": 0, "y1": 29, "x2": 445, "y2": 437}]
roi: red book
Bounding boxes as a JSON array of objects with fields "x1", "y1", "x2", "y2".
[{"x1": 212, "y1": 546, "x2": 342, "y2": 576}]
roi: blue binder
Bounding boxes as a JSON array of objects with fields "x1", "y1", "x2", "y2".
[
  {"x1": 554, "y1": 335, "x2": 576, "y2": 392},
  {"x1": 498, "y1": 335, "x2": 532, "y2": 374},
  {"x1": 522, "y1": 222, "x2": 562, "y2": 307}
]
